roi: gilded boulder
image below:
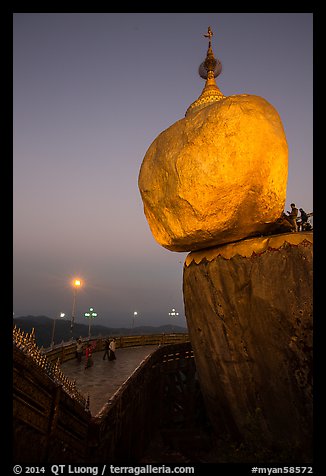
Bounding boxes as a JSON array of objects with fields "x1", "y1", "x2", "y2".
[{"x1": 138, "y1": 94, "x2": 288, "y2": 252}]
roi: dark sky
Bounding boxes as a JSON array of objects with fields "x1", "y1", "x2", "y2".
[{"x1": 13, "y1": 13, "x2": 313, "y2": 329}]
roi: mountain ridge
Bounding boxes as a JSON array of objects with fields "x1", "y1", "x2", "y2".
[{"x1": 13, "y1": 315, "x2": 188, "y2": 348}]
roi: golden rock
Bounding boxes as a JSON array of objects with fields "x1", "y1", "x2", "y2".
[
  {"x1": 139, "y1": 94, "x2": 288, "y2": 251},
  {"x1": 138, "y1": 28, "x2": 288, "y2": 252}
]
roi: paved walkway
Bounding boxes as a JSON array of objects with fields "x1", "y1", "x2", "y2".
[{"x1": 61, "y1": 345, "x2": 158, "y2": 416}]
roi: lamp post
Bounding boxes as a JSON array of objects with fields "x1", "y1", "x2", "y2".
[
  {"x1": 71, "y1": 278, "x2": 82, "y2": 331},
  {"x1": 132, "y1": 311, "x2": 138, "y2": 330},
  {"x1": 168, "y1": 308, "x2": 179, "y2": 333},
  {"x1": 84, "y1": 307, "x2": 98, "y2": 339},
  {"x1": 51, "y1": 312, "x2": 65, "y2": 347}
]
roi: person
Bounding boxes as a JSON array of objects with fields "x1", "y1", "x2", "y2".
[
  {"x1": 286, "y1": 203, "x2": 298, "y2": 232},
  {"x1": 84, "y1": 343, "x2": 94, "y2": 369},
  {"x1": 76, "y1": 338, "x2": 83, "y2": 363},
  {"x1": 298, "y1": 208, "x2": 308, "y2": 231},
  {"x1": 109, "y1": 338, "x2": 117, "y2": 361},
  {"x1": 103, "y1": 337, "x2": 110, "y2": 360}
]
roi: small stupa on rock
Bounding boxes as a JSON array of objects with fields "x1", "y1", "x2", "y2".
[
  {"x1": 138, "y1": 27, "x2": 289, "y2": 251},
  {"x1": 185, "y1": 26, "x2": 224, "y2": 116}
]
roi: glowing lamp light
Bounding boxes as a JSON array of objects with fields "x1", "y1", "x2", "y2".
[
  {"x1": 131, "y1": 311, "x2": 139, "y2": 329},
  {"x1": 169, "y1": 308, "x2": 179, "y2": 317},
  {"x1": 71, "y1": 278, "x2": 82, "y2": 331},
  {"x1": 84, "y1": 307, "x2": 98, "y2": 338},
  {"x1": 84, "y1": 307, "x2": 98, "y2": 319}
]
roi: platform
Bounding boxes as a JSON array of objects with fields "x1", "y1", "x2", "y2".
[{"x1": 61, "y1": 345, "x2": 158, "y2": 415}]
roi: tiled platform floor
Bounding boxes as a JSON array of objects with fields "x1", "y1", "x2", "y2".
[{"x1": 61, "y1": 345, "x2": 158, "y2": 416}]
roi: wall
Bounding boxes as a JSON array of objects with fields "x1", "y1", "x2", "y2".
[{"x1": 13, "y1": 333, "x2": 193, "y2": 464}]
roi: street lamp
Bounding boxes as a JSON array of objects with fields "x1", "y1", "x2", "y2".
[
  {"x1": 51, "y1": 312, "x2": 65, "y2": 347},
  {"x1": 84, "y1": 307, "x2": 98, "y2": 339},
  {"x1": 168, "y1": 308, "x2": 179, "y2": 317},
  {"x1": 71, "y1": 278, "x2": 82, "y2": 331},
  {"x1": 132, "y1": 311, "x2": 138, "y2": 330},
  {"x1": 168, "y1": 308, "x2": 179, "y2": 333}
]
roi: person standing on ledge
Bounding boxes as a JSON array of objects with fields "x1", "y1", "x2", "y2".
[
  {"x1": 109, "y1": 338, "x2": 117, "y2": 361},
  {"x1": 286, "y1": 203, "x2": 298, "y2": 232},
  {"x1": 298, "y1": 208, "x2": 308, "y2": 231}
]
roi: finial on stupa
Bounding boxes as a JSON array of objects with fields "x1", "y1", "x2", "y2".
[
  {"x1": 204, "y1": 25, "x2": 213, "y2": 48},
  {"x1": 185, "y1": 26, "x2": 224, "y2": 116}
]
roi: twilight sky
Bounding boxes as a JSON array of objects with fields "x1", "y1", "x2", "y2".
[{"x1": 13, "y1": 12, "x2": 313, "y2": 329}]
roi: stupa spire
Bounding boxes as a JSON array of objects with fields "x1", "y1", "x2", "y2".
[{"x1": 185, "y1": 26, "x2": 225, "y2": 116}]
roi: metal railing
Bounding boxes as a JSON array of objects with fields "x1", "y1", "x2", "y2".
[{"x1": 43, "y1": 332, "x2": 190, "y2": 364}]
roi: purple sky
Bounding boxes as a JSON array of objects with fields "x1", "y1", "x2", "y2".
[{"x1": 13, "y1": 13, "x2": 313, "y2": 328}]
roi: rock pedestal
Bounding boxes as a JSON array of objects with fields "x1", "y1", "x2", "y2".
[{"x1": 183, "y1": 232, "x2": 313, "y2": 457}]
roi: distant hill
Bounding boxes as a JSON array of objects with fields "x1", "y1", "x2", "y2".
[{"x1": 13, "y1": 315, "x2": 188, "y2": 348}]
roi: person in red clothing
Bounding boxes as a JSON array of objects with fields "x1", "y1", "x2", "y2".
[{"x1": 84, "y1": 342, "x2": 94, "y2": 369}]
